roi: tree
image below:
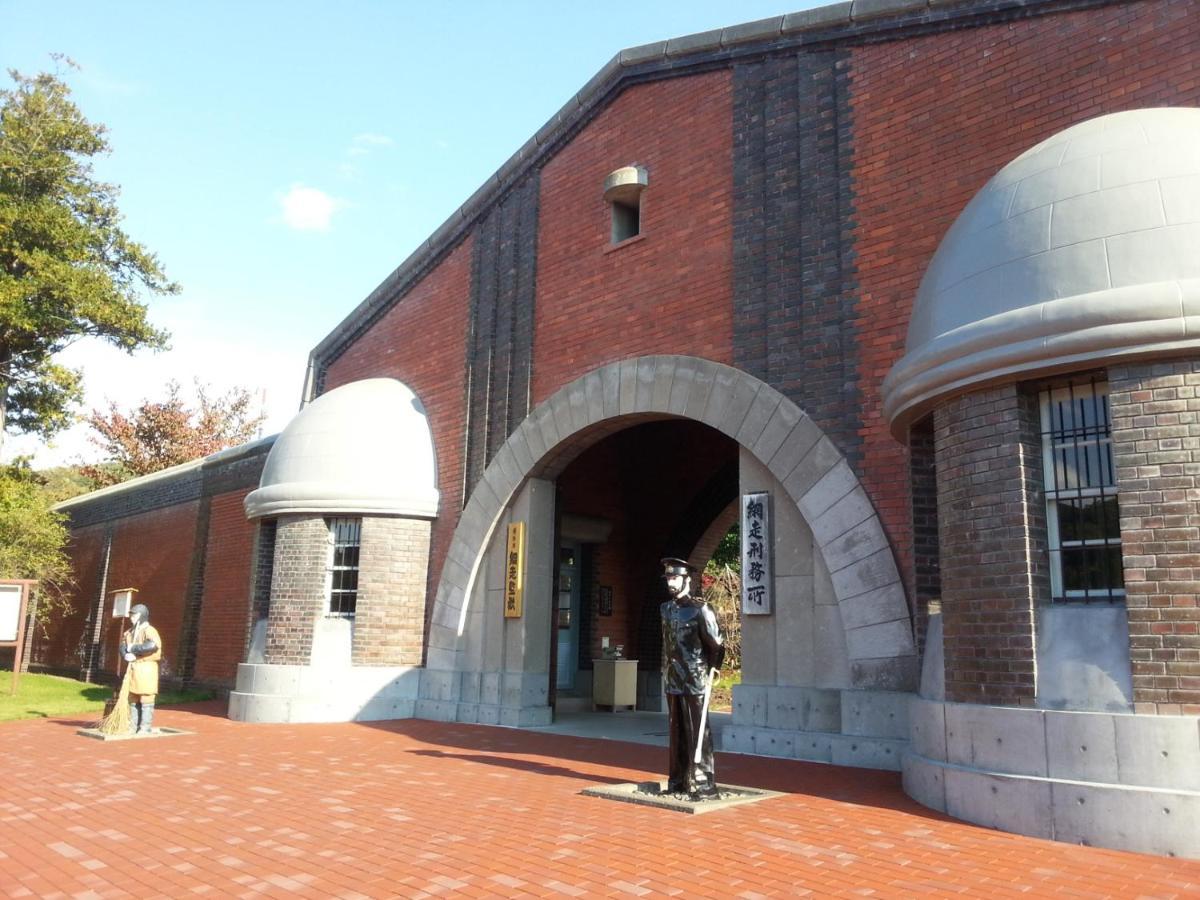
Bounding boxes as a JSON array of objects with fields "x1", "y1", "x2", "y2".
[
  {"x1": 82, "y1": 380, "x2": 266, "y2": 486},
  {"x1": 0, "y1": 60, "x2": 176, "y2": 456},
  {"x1": 0, "y1": 460, "x2": 72, "y2": 629}
]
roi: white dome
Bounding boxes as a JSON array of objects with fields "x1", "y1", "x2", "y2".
[
  {"x1": 883, "y1": 107, "x2": 1200, "y2": 436},
  {"x1": 244, "y1": 378, "x2": 438, "y2": 519}
]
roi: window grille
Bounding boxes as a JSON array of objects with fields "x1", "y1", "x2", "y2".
[
  {"x1": 327, "y1": 517, "x2": 361, "y2": 616},
  {"x1": 1039, "y1": 380, "x2": 1124, "y2": 603}
]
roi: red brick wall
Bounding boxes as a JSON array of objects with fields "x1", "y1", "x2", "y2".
[
  {"x1": 323, "y1": 239, "x2": 473, "y2": 649},
  {"x1": 194, "y1": 490, "x2": 256, "y2": 686},
  {"x1": 848, "y1": 0, "x2": 1200, "y2": 601},
  {"x1": 532, "y1": 72, "x2": 734, "y2": 405},
  {"x1": 35, "y1": 524, "x2": 107, "y2": 671},
  {"x1": 97, "y1": 504, "x2": 200, "y2": 680}
]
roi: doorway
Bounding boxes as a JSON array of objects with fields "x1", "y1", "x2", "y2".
[{"x1": 556, "y1": 543, "x2": 581, "y2": 691}]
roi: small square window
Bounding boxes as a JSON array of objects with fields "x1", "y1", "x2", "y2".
[
  {"x1": 603, "y1": 165, "x2": 648, "y2": 245},
  {"x1": 611, "y1": 199, "x2": 640, "y2": 242}
]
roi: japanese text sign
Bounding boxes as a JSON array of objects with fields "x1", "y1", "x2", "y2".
[
  {"x1": 504, "y1": 522, "x2": 525, "y2": 618},
  {"x1": 741, "y1": 492, "x2": 772, "y2": 615}
]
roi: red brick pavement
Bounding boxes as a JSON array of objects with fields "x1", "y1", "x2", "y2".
[{"x1": 2, "y1": 702, "x2": 1198, "y2": 899}]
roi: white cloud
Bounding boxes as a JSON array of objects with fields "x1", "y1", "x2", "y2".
[
  {"x1": 350, "y1": 133, "x2": 393, "y2": 150},
  {"x1": 277, "y1": 184, "x2": 342, "y2": 232}
]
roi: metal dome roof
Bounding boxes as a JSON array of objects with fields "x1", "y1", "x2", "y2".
[
  {"x1": 244, "y1": 378, "x2": 438, "y2": 519},
  {"x1": 883, "y1": 107, "x2": 1200, "y2": 437}
]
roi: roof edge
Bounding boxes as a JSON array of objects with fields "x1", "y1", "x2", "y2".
[{"x1": 53, "y1": 435, "x2": 278, "y2": 512}]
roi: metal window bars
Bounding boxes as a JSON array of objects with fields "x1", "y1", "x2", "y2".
[
  {"x1": 327, "y1": 517, "x2": 362, "y2": 616},
  {"x1": 1039, "y1": 379, "x2": 1124, "y2": 603}
]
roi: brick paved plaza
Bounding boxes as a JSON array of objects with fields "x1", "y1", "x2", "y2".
[{"x1": 1, "y1": 703, "x2": 1198, "y2": 898}]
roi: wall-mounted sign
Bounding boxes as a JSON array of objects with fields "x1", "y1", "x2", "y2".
[
  {"x1": 0, "y1": 584, "x2": 21, "y2": 642},
  {"x1": 741, "y1": 492, "x2": 772, "y2": 615},
  {"x1": 598, "y1": 585, "x2": 613, "y2": 617},
  {"x1": 504, "y1": 522, "x2": 525, "y2": 618}
]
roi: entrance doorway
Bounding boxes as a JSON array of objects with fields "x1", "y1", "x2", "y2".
[
  {"x1": 552, "y1": 419, "x2": 738, "y2": 712},
  {"x1": 556, "y1": 543, "x2": 581, "y2": 691}
]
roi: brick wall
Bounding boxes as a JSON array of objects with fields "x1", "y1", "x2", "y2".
[
  {"x1": 934, "y1": 385, "x2": 1048, "y2": 706},
  {"x1": 194, "y1": 490, "x2": 257, "y2": 686},
  {"x1": 464, "y1": 174, "x2": 540, "y2": 496},
  {"x1": 910, "y1": 419, "x2": 941, "y2": 658},
  {"x1": 34, "y1": 524, "x2": 107, "y2": 674},
  {"x1": 98, "y1": 503, "x2": 200, "y2": 681},
  {"x1": 531, "y1": 71, "x2": 734, "y2": 405},
  {"x1": 1109, "y1": 359, "x2": 1200, "y2": 715},
  {"x1": 263, "y1": 515, "x2": 329, "y2": 665},
  {"x1": 322, "y1": 239, "x2": 472, "y2": 657},
  {"x1": 847, "y1": 0, "x2": 1200, "y2": 610},
  {"x1": 732, "y1": 48, "x2": 859, "y2": 462},
  {"x1": 245, "y1": 519, "x2": 276, "y2": 658},
  {"x1": 353, "y1": 517, "x2": 431, "y2": 666}
]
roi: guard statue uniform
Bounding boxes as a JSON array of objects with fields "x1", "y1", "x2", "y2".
[
  {"x1": 121, "y1": 603, "x2": 162, "y2": 735},
  {"x1": 660, "y1": 557, "x2": 725, "y2": 797}
]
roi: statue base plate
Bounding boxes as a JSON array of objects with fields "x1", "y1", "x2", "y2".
[
  {"x1": 580, "y1": 780, "x2": 782, "y2": 814},
  {"x1": 75, "y1": 727, "x2": 193, "y2": 742}
]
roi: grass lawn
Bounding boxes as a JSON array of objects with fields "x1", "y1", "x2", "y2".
[
  {"x1": 0, "y1": 670, "x2": 214, "y2": 722},
  {"x1": 711, "y1": 668, "x2": 741, "y2": 712}
]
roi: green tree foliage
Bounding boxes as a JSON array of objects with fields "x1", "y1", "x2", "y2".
[
  {"x1": 82, "y1": 379, "x2": 266, "y2": 487},
  {"x1": 709, "y1": 522, "x2": 740, "y2": 573},
  {"x1": 0, "y1": 460, "x2": 72, "y2": 626},
  {"x1": 0, "y1": 60, "x2": 175, "y2": 453}
]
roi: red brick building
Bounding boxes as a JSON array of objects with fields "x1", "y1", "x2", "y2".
[{"x1": 38, "y1": 0, "x2": 1200, "y2": 857}]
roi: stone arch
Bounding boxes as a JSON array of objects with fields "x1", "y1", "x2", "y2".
[{"x1": 427, "y1": 355, "x2": 916, "y2": 689}]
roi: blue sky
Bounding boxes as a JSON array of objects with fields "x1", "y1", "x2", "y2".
[{"x1": 2, "y1": 0, "x2": 821, "y2": 466}]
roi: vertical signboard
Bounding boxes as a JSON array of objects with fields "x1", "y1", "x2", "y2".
[
  {"x1": 504, "y1": 522, "x2": 525, "y2": 618},
  {"x1": 0, "y1": 584, "x2": 20, "y2": 642},
  {"x1": 1, "y1": 580, "x2": 34, "y2": 696},
  {"x1": 741, "y1": 492, "x2": 772, "y2": 615}
]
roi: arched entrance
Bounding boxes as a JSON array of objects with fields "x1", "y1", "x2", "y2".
[{"x1": 418, "y1": 356, "x2": 916, "y2": 736}]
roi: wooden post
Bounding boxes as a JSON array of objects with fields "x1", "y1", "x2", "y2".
[{"x1": 2, "y1": 580, "x2": 36, "y2": 697}]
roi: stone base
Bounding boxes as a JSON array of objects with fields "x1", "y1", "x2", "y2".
[
  {"x1": 228, "y1": 663, "x2": 420, "y2": 723},
  {"x1": 906, "y1": 696, "x2": 1200, "y2": 858},
  {"x1": 720, "y1": 725, "x2": 906, "y2": 770},
  {"x1": 581, "y1": 781, "x2": 782, "y2": 814},
  {"x1": 76, "y1": 727, "x2": 192, "y2": 742}
]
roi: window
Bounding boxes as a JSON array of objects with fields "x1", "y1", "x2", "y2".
[
  {"x1": 1039, "y1": 380, "x2": 1123, "y2": 602},
  {"x1": 611, "y1": 198, "x2": 640, "y2": 242},
  {"x1": 603, "y1": 165, "x2": 648, "y2": 244},
  {"x1": 327, "y1": 517, "x2": 361, "y2": 615}
]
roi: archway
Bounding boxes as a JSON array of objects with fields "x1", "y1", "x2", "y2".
[{"x1": 425, "y1": 356, "x2": 916, "y2": 709}]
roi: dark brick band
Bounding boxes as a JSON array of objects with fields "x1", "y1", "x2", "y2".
[{"x1": 463, "y1": 173, "x2": 541, "y2": 499}]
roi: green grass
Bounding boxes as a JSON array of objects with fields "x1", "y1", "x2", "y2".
[
  {"x1": 711, "y1": 668, "x2": 741, "y2": 712},
  {"x1": 0, "y1": 670, "x2": 214, "y2": 722}
]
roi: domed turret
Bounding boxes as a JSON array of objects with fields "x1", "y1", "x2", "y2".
[
  {"x1": 244, "y1": 378, "x2": 438, "y2": 519},
  {"x1": 884, "y1": 107, "x2": 1200, "y2": 436}
]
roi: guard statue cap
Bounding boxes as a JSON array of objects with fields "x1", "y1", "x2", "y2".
[{"x1": 660, "y1": 557, "x2": 696, "y2": 576}]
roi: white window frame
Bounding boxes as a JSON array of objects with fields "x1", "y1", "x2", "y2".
[
  {"x1": 326, "y1": 517, "x2": 362, "y2": 617},
  {"x1": 1039, "y1": 380, "x2": 1124, "y2": 603}
]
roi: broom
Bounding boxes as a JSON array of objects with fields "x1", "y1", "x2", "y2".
[{"x1": 96, "y1": 657, "x2": 133, "y2": 735}]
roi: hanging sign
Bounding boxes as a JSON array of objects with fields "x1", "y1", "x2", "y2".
[
  {"x1": 111, "y1": 587, "x2": 137, "y2": 619},
  {"x1": 504, "y1": 522, "x2": 525, "y2": 618},
  {"x1": 741, "y1": 492, "x2": 772, "y2": 615}
]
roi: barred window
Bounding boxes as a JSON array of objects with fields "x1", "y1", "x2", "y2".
[
  {"x1": 326, "y1": 517, "x2": 361, "y2": 616},
  {"x1": 1039, "y1": 380, "x2": 1124, "y2": 602}
]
